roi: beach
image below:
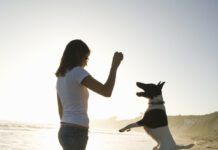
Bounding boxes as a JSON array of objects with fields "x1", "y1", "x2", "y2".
[
  {"x1": 0, "y1": 121, "x2": 155, "y2": 150},
  {"x1": 1, "y1": 120, "x2": 217, "y2": 150},
  {"x1": 174, "y1": 136, "x2": 218, "y2": 150}
]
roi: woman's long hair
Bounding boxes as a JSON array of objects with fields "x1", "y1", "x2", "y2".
[{"x1": 55, "y1": 39, "x2": 90, "y2": 77}]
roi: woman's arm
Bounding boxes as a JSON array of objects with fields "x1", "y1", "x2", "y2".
[
  {"x1": 57, "y1": 94, "x2": 63, "y2": 120},
  {"x1": 82, "y1": 52, "x2": 123, "y2": 97}
]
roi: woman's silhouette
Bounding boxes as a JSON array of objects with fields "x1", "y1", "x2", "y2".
[{"x1": 55, "y1": 39, "x2": 123, "y2": 150}]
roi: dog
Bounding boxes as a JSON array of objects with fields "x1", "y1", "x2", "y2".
[{"x1": 119, "y1": 82, "x2": 194, "y2": 150}]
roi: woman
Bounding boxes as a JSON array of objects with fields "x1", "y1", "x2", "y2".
[{"x1": 55, "y1": 39, "x2": 123, "y2": 150}]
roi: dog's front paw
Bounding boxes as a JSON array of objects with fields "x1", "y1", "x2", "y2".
[
  {"x1": 119, "y1": 129, "x2": 125, "y2": 132},
  {"x1": 126, "y1": 129, "x2": 131, "y2": 132}
]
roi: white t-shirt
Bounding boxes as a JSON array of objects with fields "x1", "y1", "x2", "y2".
[{"x1": 56, "y1": 66, "x2": 90, "y2": 127}]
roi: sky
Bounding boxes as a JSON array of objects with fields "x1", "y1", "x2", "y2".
[{"x1": 0, "y1": 0, "x2": 218, "y2": 123}]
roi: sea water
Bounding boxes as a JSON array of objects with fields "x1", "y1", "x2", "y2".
[{"x1": 0, "y1": 121, "x2": 156, "y2": 150}]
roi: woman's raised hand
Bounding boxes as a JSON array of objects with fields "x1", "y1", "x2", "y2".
[{"x1": 111, "y1": 52, "x2": 124, "y2": 69}]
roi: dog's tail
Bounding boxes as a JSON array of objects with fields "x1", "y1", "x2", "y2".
[{"x1": 176, "y1": 143, "x2": 195, "y2": 149}]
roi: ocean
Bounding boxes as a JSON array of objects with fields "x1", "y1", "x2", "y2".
[{"x1": 0, "y1": 121, "x2": 156, "y2": 150}]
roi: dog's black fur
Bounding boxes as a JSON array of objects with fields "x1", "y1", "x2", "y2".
[
  {"x1": 119, "y1": 81, "x2": 195, "y2": 150},
  {"x1": 136, "y1": 81, "x2": 164, "y2": 99},
  {"x1": 136, "y1": 82, "x2": 168, "y2": 129}
]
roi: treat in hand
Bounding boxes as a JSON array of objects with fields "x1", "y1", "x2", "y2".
[{"x1": 112, "y1": 52, "x2": 123, "y2": 69}]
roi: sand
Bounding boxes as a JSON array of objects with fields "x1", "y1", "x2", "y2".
[{"x1": 175, "y1": 136, "x2": 218, "y2": 150}]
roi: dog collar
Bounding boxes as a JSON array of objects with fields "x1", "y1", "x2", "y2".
[
  {"x1": 148, "y1": 101, "x2": 165, "y2": 105},
  {"x1": 149, "y1": 95, "x2": 165, "y2": 105}
]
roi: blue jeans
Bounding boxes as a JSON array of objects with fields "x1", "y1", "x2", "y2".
[{"x1": 58, "y1": 124, "x2": 89, "y2": 150}]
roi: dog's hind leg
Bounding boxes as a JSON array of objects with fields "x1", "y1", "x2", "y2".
[
  {"x1": 152, "y1": 144, "x2": 160, "y2": 150},
  {"x1": 143, "y1": 127, "x2": 160, "y2": 149}
]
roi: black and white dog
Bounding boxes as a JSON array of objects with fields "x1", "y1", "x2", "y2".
[{"x1": 119, "y1": 82, "x2": 194, "y2": 150}]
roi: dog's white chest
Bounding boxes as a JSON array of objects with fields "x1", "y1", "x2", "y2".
[{"x1": 147, "y1": 95, "x2": 166, "y2": 111}]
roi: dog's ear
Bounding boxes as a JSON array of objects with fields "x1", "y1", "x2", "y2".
[
  {"x1": 157, "y1": 81, "x2": 165, "y2": 89},
  {"x1": 157, "y1": 81, "x2": 161, "y2": 85}
]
